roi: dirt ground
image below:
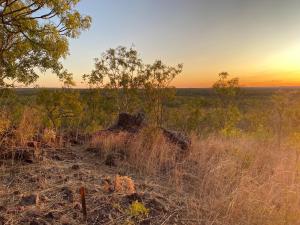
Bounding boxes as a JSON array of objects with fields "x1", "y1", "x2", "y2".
[{"x1": 0, "y1": 146, "x2": 189, "y2": 225}]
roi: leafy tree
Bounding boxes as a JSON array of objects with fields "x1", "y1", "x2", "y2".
[
  {"x1": 36, "y1": 89, "x2": 83, "y2": 131},
  {"x1": 83, "y1": 46, "x2": 144, "y2": 113},
  {"x1": 0, "y1": 0, "x2": 91, "y2": 87},
  {"x1": 212, "y1": 72, "x2": 241, "y2": 135},
  {"x1": 143, "y1": 60, "x2": 183, "y2": 126},
  {"x1": 213, "y1": 72, "x2": 240, "y2": 108},
  {"x1": 81, "y1": 88, "x2": 115, "y2": 132},
  {"x1": 84, "y1": 46, "x2": 183, "y2": 126}
]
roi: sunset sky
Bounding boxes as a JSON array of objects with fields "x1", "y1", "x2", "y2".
[{"x1": 38, "y1": 0, "x2": 300, "y2": 88}]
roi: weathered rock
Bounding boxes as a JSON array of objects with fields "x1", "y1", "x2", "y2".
[
  {"x1": 147, "y1": 197, "x2": 169, "y2": 212},
  {"x1": 44, "y1": 212, "x2": 56, "y2": 220},
  {"x1": 71, "y1": 164, "x2": 80, "y2": 170},
  {"x1": 162, "y1": 128, "x2": 191, "y2": 152},
  {"x1": 19, "y1": 194, "x2": 39, "y2": 206},
  {"x1": 92, "y1": 112, "x2": 191, "y2": 157},
  {"x1": 108, "y1": 112, "x2": 146, "y2": 133},
  {"x1": 61, "y1": 187, "x2": 73, "y2": 202},
  {"x1": 105, "y1": 154, "x2": 118, "y2": 167},
  {"x1": 111, "y1": 113, "x2": 191, "y2": 151},
  {"x1": 126, "y1": 192, "x2": 144, "y2": 203},
  {"x1": 52, "y1": 154, "x2": 62, "y2": 161}
]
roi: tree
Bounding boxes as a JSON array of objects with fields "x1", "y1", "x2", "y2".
[
  {"x1": 83, "y1": 46, "x2": 183, "y2": 125},
  {"x1": 36, "y1": 89, "x2": 83, "y2": 131},
  {"x1": 143, "y1": 60, "x2": 183, "y2": 126},
  {"x1": 0, "y1": 0, "x2": 91, "y2": 87},
  {"x1": 83, "y1": 46, "x2": 144, "y2": 113},
  {"x1": 212, "y1": 72, "x2": 241, "y2": 134}
]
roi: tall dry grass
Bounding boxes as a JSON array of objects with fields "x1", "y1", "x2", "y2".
[
  {"x1": 180, "y1": 135, "x2": 300, "y2": 225},
  {"x1": 90, "y1": 127, "x2": 177, "y2": 175},
  {"x1": 92, "y1": 130, "x2": 300, "y2": 225}
]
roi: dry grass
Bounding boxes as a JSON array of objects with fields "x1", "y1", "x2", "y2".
[
  {"x1": 92, "y1": 131, "x2": 300, "y2": 225},
  {"x1": 3, "y1": 120, "x2": 300, "y2": 224},
  {"x1": 91, "y1": 127, "x2": 177, "y2": 176},
  {"x1": 177, "y1": 135, "x2": 300, "y2": 225}
]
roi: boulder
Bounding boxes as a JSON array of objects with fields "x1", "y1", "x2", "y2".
[
  {"x1": 108, "y1": 112, "x2": 146, "y2": 133},
  {"x1": 61, "y1": 187, "x2": 74, "y2": 202},
  {"x1": 19, "y1": 194, "x2": 39, "y2": 206},
  {"x1": 162, "y1": 128, "x2": 191, "y2": 152}
]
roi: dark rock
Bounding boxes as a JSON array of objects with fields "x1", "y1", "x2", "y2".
[
  {"x1": 105, "y1": 154, "x2": 117, "y2": 167},
  {"x1": 19, "y1": 194, "x2": 38, "y2": 206},
  {"x1": 147, "y1": 197, "x2": 169, "y2": 212},
  {"x1": 61, "y1": 187, "x2": 73, "y2": 202},
  {"x1": 52, "y1": 155, "x2": 62, "y2": 161},
  {"x1": 126, "y1": 193, "x2": 144, "y2": 203},
  {"x1": 162, "y1": 128, "x2": 191, "y2": 152},
  {"x1": 29, "y1": 220, "x2": 40, "y2": 225},
  {"x1": 71, "y1": 164, "x2": 80, "y2": 170},
  {"x1": 108, "y1": 112, "x2": 146, "y2": 133},
  {"x1": 13, "y1": 190, "x2": 21, "y2": 195}
]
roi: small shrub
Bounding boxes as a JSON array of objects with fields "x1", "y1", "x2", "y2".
[{"x1": 128, "y1": 201, "x2": 149, "y2": 219}]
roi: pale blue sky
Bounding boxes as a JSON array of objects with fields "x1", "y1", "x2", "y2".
[{"x1": 38, "y1": 0, "x2": 300, "y2": 87}]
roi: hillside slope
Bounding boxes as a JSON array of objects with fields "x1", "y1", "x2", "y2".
[{"x1": 0, "y1": 146, "x2": 187, "y2": 225}]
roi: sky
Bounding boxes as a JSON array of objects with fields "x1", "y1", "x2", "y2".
[{"x1": 38, "y1": 0, "x2": 300, "y2": 88}]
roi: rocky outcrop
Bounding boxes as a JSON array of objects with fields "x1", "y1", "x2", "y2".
[
  {"x1": 108, "y1": 112, "x2": 146, "y2": 133},
  {"x1": 93, "y1": 112, "x2": 191, "y2": 153},
  {"x1": 162, "y1": 128, "x2": 191, "y2": 152}
]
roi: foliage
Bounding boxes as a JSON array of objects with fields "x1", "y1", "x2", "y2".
[
  {"x1": 212, "y1": 72, "x2": 241, "y2": 134},
  {"x1": 127, "y1": 201, "x2": 149, "y2": 219},
  {"x1": 143, "y1": 60, "x2": 183, "y2": 125},
  {"x1": 80, "y1": 89, "x2": 116, "y2": 132},
  {"x1": 36, "y1": 89, "x2": 83, "y2": 130},
  {"x1": 83, "y1": 46, "x2": 144, "y2": 112},
  {"x1": 0, "y1": 0, "x2": 91, "y2": 87},
  {"x1": 83, "y1": 46, "x2": 183, "y2": 126}
]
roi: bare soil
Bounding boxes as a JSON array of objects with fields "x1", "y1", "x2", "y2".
[{"x1": 0, "y1": 146, "x2": 188, "y2": 225}]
